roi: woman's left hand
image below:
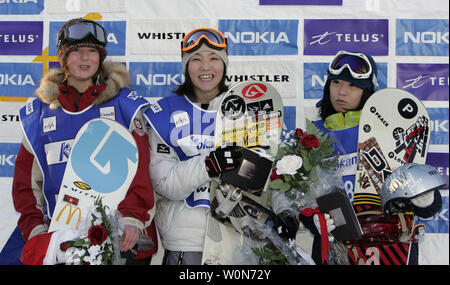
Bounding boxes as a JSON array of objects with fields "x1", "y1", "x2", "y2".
[{"x1": 120, "y1": 225, "x2": 140, "y2": 252}]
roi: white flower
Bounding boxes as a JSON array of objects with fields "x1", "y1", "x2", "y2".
[{"x1": 276, "y1": 155, "x2": 303, "y2": 175}]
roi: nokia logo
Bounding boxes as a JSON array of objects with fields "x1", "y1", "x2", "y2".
[
  {"x1": 404, "y1": 31, "x2": 449, "y2": 44},
  {"x1": 136, "y1": 73, "x2": 184, "y2": 86},
  {"x1": 225, "y1": 31, "x2": 290, "y2": 44},
  {"x1": 0, "y1": 73, "x2": 35, "y2": 86}
]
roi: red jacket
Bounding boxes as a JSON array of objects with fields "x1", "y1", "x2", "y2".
[{"x1": 12, "y1": 62, "x2": 157, "y2": 258}]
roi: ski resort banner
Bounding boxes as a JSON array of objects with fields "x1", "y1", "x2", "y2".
[
  {"x1": 0, "y1": 0, "x2": 448, "y2": 266},
  {"x1": 128, "y1": 19, "x2": 213, "y2": 55}
]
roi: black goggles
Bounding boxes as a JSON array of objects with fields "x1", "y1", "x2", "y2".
[
  {"x1": 181, "y1": 28, "x2": 227, "y2": 54},
  {"x1": 57, "y1": 20, "x2": 107, "y2": 49},
  {"x1": 328, "y1": 51, "x2": 373, "y2": 79}
]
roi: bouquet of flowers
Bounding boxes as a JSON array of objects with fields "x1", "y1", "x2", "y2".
[
  {"x1": 251, "y1": 120, "x2": 342, "y2": 265},
  {"x1": 59, "y1": 198, "x2": 121, "y2": 265},
  {"x1": 269, "y1": 119, "x2": 339, "y2": 208}
]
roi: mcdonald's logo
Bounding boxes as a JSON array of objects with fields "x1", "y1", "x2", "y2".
[
  {"x1": 74, "y1": 181, "x2": 91, "y2": 190},
  {"x1": 55, "y1": 203, "x2": 82, "y2": 230}
]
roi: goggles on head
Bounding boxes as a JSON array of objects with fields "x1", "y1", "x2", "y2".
[
  {"x1": 57, "y1": 20, "x2": 107, "y2": 49},
  {"x1": 328, "y1": 51, "x2": 373, "y2": 80},
  {"x1": 181, "y1": 28, "x2": 227, "y2": 54}
]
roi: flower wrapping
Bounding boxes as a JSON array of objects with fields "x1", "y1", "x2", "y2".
[
  {"x1": 58, "y1": 198, "x2": 124, "y2": 265},
  {"x1": 270, "y1": 119, "x2": 341, "y2": 209}
]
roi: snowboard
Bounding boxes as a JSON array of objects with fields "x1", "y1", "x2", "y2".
[
  {"x1": 202, "y1": 81, "x2": 284, "y2": 265},
  {"x1": 349, "y1": 88, "x2": 431, "y2": 265},
  {"x1": 49, "y1": 118, "x2": 139, "y2": 232}
]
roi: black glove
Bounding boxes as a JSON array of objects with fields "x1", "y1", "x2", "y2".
[
  {"x1": 276, "y1": 210, "x2": 299, "y2": 240},
  {"x1": 205, "y1": 146, "x2": 242, "y2": 178}
]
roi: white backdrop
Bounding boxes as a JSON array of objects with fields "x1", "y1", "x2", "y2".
[{"x1": 0, "y1": 0, "x2": 448, "y2": 265}]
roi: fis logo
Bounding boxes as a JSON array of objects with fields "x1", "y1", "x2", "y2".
[
  {"x1": 219, "y1": 19, "x2": 298, "y2": 55},
  {"x1": 396, "y1": 19, "x2": 449, "y2": 56},
  {"x1": 49, "y1": 21, "x2": 126, "y2": 56},
  {"x1": 304, "y1": 19, "x2": 388, "y2": 55}
]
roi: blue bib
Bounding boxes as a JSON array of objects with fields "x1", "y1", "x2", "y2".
[
  {"x1": 144, "y1": 95, "x2": 217, "y2": 209},
  {"x1": 313, "y1": 120, "x2": 358, "y2": 202},
  {"x1": 19, "y1": 88, "x2": 148, "y2": 218}
]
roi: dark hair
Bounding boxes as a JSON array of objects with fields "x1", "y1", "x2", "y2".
[
  {"x1": 318, "y1": 79, "x2": 374, "y2": 120},
  {"x1": 173, "y1": 62, "x2": 229, "y2": 100}
]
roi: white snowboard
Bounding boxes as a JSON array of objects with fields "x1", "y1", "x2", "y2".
[{"x1": 49, "y1": 118, "x2": 138, "y2": 232}]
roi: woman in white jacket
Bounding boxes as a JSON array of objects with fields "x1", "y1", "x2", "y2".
[{"x1": 144, "y1": 28, "x2": 241, "y2": 265}]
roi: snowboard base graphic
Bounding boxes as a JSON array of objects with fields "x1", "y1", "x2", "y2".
[
  {"x1": 49, "y1": 118, "x2": 138, "y2": 232},
  {"x1": 349, "y1": 88, "x2": 430, "y2": 265},
  {"x1": 202, "y1": 81, "x2": 284, "y2": 265}
]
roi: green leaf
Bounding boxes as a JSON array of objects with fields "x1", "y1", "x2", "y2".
[
  {"x1": 270, "y1": 179, "x2": 284, "y2": 189},
  {"x1": 280, "y1": 182, "x2": 291, "y2": 192}
]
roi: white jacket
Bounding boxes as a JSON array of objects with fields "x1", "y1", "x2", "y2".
[{"x1": 148, "y1": 94, "x2": 224, "y2": 252}]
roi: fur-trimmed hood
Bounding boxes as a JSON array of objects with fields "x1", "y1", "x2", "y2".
[{"x1": 35, "y1": 61, "x2": 130, "y2": 109}]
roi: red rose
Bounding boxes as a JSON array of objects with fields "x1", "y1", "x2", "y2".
[
  {"x1": 88, "y1": 225, "x2": 108, "y2": 245},
  {"x1": 60, "y1": 241, "x2": 73, "y2": 251},
  {"x1": 270, "y1": 168, "x2": 282, "y2": 181},
  {"x1": 300, "y1": 134, "x2": 320, "y2": 149},
  {"x1": 294, "y1": 128, "x2": 303, "y2": 138}
]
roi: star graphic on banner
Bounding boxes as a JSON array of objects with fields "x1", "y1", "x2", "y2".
[{"x1": 32, "y1": 46, "x2": 58, "y2": 76}]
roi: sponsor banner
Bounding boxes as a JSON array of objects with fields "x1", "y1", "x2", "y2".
[
  {"x1": 0, "y1": 101, "x2": 25, "y2": 140},
  {"x1": 45, "y1": 0, "x2": 125, "y2": 13},
  {"x1": 0, "y1": 143, "x2": 20, "y2": 178},
  {"x1": 129, "y1": 62, "x2": 183, "y2": 98},
  {"x1": 219, "y1": 19, "x2": 299, "y2": 55},
  {"x1": 303, "y1": 61, "x2": 388, "y2": 99},
  {"x1": 304, "y1": 19, "x2": 389, "y2": 55},
  {"x1": 226, "y1": 61, "x2": 298, "y2": 98},
  {"x1": 260, "y1": 0, "x2": 342, "y2": 5},
  {"x1": 128, "y1": 19, "x2": 213, "y2": 55},
  {"x1": 416, "y1": 194, "x2": 448, "y2": 234},
  {"x1": 0, "y1": 21, "x2": 43, "y2": 55},
  {"x1": 49, "y1": 21, "x2": 126, "y2": 56},
  {"x1": 427, "y1": 107, "x2": 449, "y2": 145},
  {"x1": 0, "y1": 62, "x2": 42, "y2": 97},
  {"x1": 426, "y1": 152, "x2": 449, "y2": 187},
  {"x1": 396, "y1": 19, "x2": 449, "y2": 56},
  {"x1": 397, "y1": 63, "x2": 449, "y2": 101},
  {"x1": 0, "y1": 0, "x2": 44, "y2": 14}
]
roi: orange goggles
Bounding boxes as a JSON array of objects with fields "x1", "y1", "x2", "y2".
[{"x1": 181, "y1": 28, "x2": 227, "y2": 54}]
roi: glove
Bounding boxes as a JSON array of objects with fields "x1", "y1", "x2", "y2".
[
  {"x1": 205, "y1": 146, "x2": 242, "y2": 178},
  {"x1": 313, "y1": 213, "x2": 336, "y2": 242},
  {"x1": 21, "y1": 230, "x2": 81, "y2": 265},
  {"x1": 276, "y1": 210, "x2": 299, "y2": 240}
]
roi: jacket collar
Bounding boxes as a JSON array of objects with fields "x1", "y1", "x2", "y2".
[{"x1": 35, "y1": 61, "x2": 130, "y2": 110}]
